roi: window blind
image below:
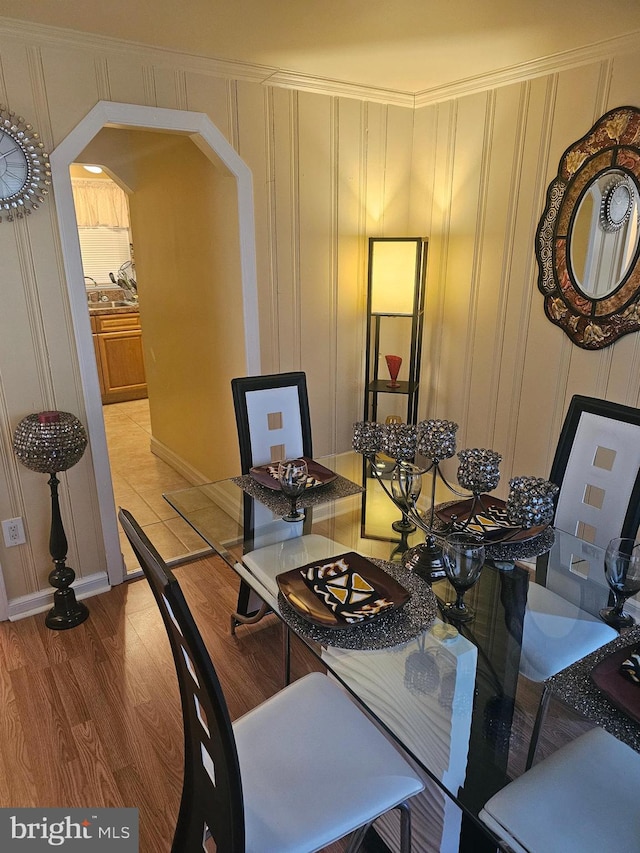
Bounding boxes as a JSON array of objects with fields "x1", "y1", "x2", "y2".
[{"x1": 78, "y1": 226, "x2": 132, "y2": 285}]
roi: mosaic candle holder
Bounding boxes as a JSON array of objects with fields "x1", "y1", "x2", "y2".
[
  {"x1": 506, "y1": 476, "x2": 559, "y2": 528},
  {"x1": 381, "y1": 422, "x2": 417, "y2": 463},
  {"x1": 352, "y1": 421, "x2": 384, "y2": 456},
  {"x1": 457, "y1": 448, "x2": 502, "y2": 495},
  {"x1": 417, "y1": 419, "x2": 459, "y2": 462},
  {"x1": 13, "y1": 411, "x2": 88, "y2": 473}
]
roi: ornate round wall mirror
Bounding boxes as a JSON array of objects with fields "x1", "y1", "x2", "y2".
[{"x1": 536, "y1": 106, "x2": 640, "y2": 348}]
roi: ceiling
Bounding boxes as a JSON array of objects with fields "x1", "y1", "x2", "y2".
[{"x1": 2, "y1": 0, "x2": 640, "y2": 93}]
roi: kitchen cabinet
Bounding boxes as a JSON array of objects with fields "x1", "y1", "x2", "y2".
[{"x1": 91, "y1": 311, "x2": 147, "y2": 404}]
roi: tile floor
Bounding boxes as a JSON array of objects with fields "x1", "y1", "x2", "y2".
[{"x1": 104, "y1": 398, "x2": 213, "y2": 574}]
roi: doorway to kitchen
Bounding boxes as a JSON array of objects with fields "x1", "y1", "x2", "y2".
[
  {"x1": 50, "y1": 101, "x2": 260, "y2": 587},
  {"x1": 71, "y1": 163, "x2": 208, "y2": 574}
]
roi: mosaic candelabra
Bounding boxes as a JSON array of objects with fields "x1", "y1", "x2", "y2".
[{"x1": 353, "y1": 418, "x2": 558, "y2": 583}]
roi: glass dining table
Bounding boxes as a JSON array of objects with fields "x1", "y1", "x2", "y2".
[{"x1": 164, "y1": 451, "x2": 635, "y2": 853}]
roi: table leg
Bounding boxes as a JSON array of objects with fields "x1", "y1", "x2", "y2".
[
  {"x1": 282, "y1": 623, "x2": 291, "y2": 686},
  {"x1": 526, "y1": 682, "x2": 552, "y2": 770}
]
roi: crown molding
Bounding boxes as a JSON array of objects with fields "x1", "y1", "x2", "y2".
[
  {"x1": 414, "y1": 30, "x2": 640, "y2": 107},
  {"x1": 2, "y1": 16, "x2": 640, "y2": 110},
  {"x1": 0, "y1": 17, "x2": 277, "y2": 84},
  {"x1": 263, "y1": 70, "x2": 415, "y2": 107},
  {"x1": 0, "y1": 16, "x2": 412, "y2": 107}
]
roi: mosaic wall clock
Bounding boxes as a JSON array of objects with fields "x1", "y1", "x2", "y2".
[{"x1": 0, "y1": 105, "x2": 51, "y2": 222}]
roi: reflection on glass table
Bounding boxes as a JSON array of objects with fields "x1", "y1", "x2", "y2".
[
  {"x1": 600, "y1": 537, "x2": 640, "y2": 628},
  {"x1": 322, "y1": 622, "x2": 477, "y2": 851},
  {"x1": 536, "y1": 527, "x2": 640, "y2": 635}
]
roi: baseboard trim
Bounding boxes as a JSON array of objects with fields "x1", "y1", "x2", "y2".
[
  {"x1": 8, "y1": 572, "x2": 111, "y2": 622},
  {"x1": 150, "y1": 436, "x2": 210, "y2": 486},
  {"x1": 150, "y1": 436, "x2": 244, "y2": 530}
]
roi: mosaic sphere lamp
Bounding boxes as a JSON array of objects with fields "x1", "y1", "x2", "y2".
[{"x1": 13, "y1": 411, "x2": 90, "y2": 630}]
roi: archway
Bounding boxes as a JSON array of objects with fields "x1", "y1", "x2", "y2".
[{"x1": 50, "y1": 101, "x2": 260, "y2": 585}]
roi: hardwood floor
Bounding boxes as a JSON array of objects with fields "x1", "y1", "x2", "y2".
[
  {"x1": 0, "y1": 548, "x2": 590, "y2": 852},
  {"x1": 0, "y1": 554, "x2": 350, "y2": 852}
]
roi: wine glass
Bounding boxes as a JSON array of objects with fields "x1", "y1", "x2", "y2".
[
  {"x1": 441, "y1": 532, "x2": 486, "y2": 622},
  {"x1": 391, "y1": 463, "x2": 423, "y2": 533},
  {"x1": 600, "y1": 537, "x2": 640, "y2": 628},
  {"x1": 277, "y1": 459, "x2": 308, "y2": 522}
]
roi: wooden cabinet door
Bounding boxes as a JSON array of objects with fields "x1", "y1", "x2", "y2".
[
  {"x1": 93, "y1": 333, "x2": 105, "y2": 396},
  {"x1": 96, "y1": 329, "x2": 147, "y2": 404}
]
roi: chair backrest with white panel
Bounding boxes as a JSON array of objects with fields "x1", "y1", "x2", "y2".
[
  {"x1": 230, "y1": 372, "x2": 313, "y2": 625},
  {"x1": 550, "y1": 395, "x2": 640, "y2": 547},
  {"x1": 119, "y1": 508, "x2": 245, "y2": 851},
  {"x1": 522, "y1": 396, "x2": 638, "y2": 684},
  {"x1": 231, "y1": 372, "x2": 312, "y2": 473}
]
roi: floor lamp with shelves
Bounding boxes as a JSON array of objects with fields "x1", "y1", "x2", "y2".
[{"x1": 361, "y1": 237, "x2": 428, "y2": 545}]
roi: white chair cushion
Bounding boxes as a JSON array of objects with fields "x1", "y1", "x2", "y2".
[
  {"x1": 480, "y1": 726, "x2": 640, "y2": 853},
  {"x1": 234, "y1": 671, "x2": 424, "y2": 853},
  {"x1": 519, "y1": 583, "x2": 617, "y2": 681}
]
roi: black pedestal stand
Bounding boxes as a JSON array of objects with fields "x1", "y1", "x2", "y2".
[
  {"x1": 402, "y1": 534, "x2": 447, "y2": 583},
  {"x1": 45, "y1": 473, "x2": 89, "y2": 630},
  {"x1": 392, "y1": 513, "x2": 416, "y2": 535}
]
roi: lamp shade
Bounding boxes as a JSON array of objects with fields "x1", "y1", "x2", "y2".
[
  {"x1": 369, "y1": 238, "x2": 423, "y2": 315},
  {"x1": 13, "y1": 411, "x2": 88, "y2": 474}
]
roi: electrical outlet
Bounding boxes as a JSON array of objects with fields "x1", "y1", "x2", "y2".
[{"x1": 2, "y1": 517, "x2": 26, "y2": 547}]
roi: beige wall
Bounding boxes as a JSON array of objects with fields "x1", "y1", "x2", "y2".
[
  {"x1": 412, "y1": 63, "x2": 640, "y2": 494},
  {"x1": 0, "y1": 17, "x2": 639, "y2": 607},
  {"x1": 128, "y1": 134, "x2": 245, "y2": 481}
]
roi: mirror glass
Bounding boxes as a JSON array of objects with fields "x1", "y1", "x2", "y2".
[
  {"x1": 536, "y1": 106, "x2": 640, "y2": 349},
  {"x1": 570, "y1": 170, "x2": 640, "y2": 298}
]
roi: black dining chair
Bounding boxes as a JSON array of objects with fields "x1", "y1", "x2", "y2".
[
  {"x1": 231, "y1": 371, "x2": 312, "y2": 474},
  {"x1": 119, "y1": 507, "x2": 424, "y2": 853},
  {"x1": 528, "y1": 393, "x2": 640, "y2": 625},
  {"x1": 522, "y1": 395, "x2": 640, "y2": 679},
  {"x1": 520, "y1": 396, "x2": 640, "y2": 763},
  {"x1": 548, "y1": 394, "x2": 640, "y2": 548},
  {"x1": 230, "y1": 372, "x2": 313, "y2": 633}
]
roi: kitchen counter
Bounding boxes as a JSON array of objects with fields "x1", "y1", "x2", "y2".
[
  {"x1": 87, "y1": 286, "x2": 138, "y2": 315},
  {"x1": 88, "y1": 302, "x2": 139, "y2": 315}
]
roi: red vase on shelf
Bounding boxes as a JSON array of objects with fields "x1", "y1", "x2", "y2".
[{"x1": 385, "y1": 354, "x2": 402, "y2": 388}]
